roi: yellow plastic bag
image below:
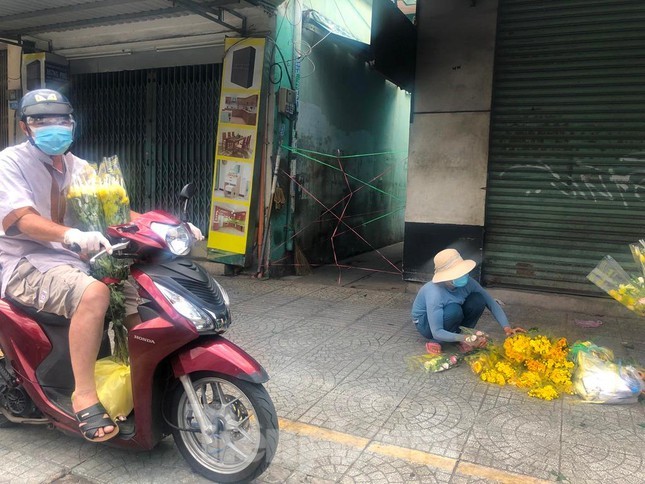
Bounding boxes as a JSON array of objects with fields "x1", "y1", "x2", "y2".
[{"x1": 94, "y1": 357, "x2": 133, "y2": 420}]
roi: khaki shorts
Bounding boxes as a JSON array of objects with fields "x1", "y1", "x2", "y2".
[{"x1": 6, "y1": 259, "x2": 139, "y2": 319}]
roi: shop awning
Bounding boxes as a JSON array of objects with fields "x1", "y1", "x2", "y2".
[
  {"x1": 0, "y1": 0, "x2": 285, "y2": 59},
  {"x1": 302, "y1": 0, "x2": 416, "y2": 92}
]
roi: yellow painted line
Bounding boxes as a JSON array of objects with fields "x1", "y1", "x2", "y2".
[
  {"x1": 279, "y1": 417, "x2": 550, "y2": 484},
  {"x1": 457, "y1": 462, "x2": 551, "y2": 484},
  {"x1": 366, "y1": 442, "x2": 455, "y2": 472},
  {"x1": 278, "y1": 418, "x2": 370, "y2": 449}
]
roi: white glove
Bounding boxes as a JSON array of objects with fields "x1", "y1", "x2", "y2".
[
  {"x1": 63, "y1": 228, "x2": 112, "y2": 254},
  {"x1": 187, "y1": 222, "x2": 204, "y2": 241}
]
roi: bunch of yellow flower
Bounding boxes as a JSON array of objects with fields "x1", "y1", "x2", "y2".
[
  {"x1": 66, "y1": 164, "x2": 105, "y2": 232},
  {"x1": 629, "y1": 241, "x2": 645, "y2": 277},
  {"x1": 467, "y1": 332, "x2": 574, "y2": 400},
  {"x1": 66, "y1": 155, "x2": 132, "y2": 363},
  {"x1": 98, "y1": 155, "x2": 131, "y2": 227},
  {"x1": 98, "y1": 184, "x2": 130, "y2": 226},
  {"x1": 587, "y1": 254, "x2": 645, "y2": 317},
  {"x1": 606, "y1": 283, "x2": 645, "y2": 316}
]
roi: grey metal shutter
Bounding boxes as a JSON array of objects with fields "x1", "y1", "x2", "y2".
[
  {"x1": 484, "y1": 0, "x2": 645, "y2": 294},
  {"x1": 70, "y1": 64, "x2": 220, "y2": 232}
]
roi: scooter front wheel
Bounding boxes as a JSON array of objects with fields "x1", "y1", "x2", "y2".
[{"x1": 170, "y1": 372, "x2": 279, "y2": 483}]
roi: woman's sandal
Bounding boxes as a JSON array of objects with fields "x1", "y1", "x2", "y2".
[{"x1": 75, "y1": 402, "x2": 120, "y2": 442}]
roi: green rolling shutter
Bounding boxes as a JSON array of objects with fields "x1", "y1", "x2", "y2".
[
  {"x1": 71, "y1": 64, "x2": 220, "y2": 232},
  {"x1": 484, "y1": 0, "x2": 645, "y2": 294}
]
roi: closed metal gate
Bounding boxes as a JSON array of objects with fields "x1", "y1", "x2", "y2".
[
  {"x1": 70, "y1": 64, "x2": 221, "y2": 231},
  {"x1": 484, "y1": 0, "x2": 645, "y2": 294}
]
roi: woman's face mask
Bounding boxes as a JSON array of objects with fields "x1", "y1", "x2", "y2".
[
  {"x1": 452, "y1": 274, "x2": 469, "y2": 288},
  {"x1": 30, "y1": 125, "x2": 74, "y2": 155}
]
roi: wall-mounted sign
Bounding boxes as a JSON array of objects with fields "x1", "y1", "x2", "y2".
[{"x1": 208, "y1": 37, "x2": 266, "y2": 257}]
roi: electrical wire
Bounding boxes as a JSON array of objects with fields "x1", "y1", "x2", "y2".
[
  {"x1": 283, "y1": 0, "x2": 303, "y2": 28},
  {"x1": 269, "y1": 61, "x2": 283, "y2": 85},
  {"x1": 331, "y1": 0, "x2": 356, "y2": 37},
  {"x1": 265, "y1": 35, "x2": 294, "y2": 89},
  {"x1": 221, "y1": 36, "x2": 255, "y2": 62},
  {"x1": 292, "y1": 30, "x2": 332, "y2": 79},
  {"x1": 298, "y1": 54, "x2": 315, "y2": 79},
  {"x1": 298, "y1": 30, "x2": 331, "y2": 58}
]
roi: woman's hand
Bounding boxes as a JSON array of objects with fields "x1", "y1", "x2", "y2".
[
  {"x1": 465, "y1": 333, "x2": 488, "y2": 349},
  {"x1": 504, "y1": 326, "x2": 526, "y2": 337}
]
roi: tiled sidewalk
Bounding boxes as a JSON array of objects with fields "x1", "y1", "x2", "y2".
[
  {"x1": 222, "y1": 276, "x2": 644, "y2": 484},
  {"x1": 0, "y1": 273, "x2": 642, "y2": 483}
]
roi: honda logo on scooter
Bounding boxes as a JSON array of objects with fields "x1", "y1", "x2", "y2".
[{"x1": 133, "y1": 334, "x2": 155, "y2": 344}]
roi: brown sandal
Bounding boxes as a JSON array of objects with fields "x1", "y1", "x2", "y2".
[{"x1": 75, "y1": 402, "x2": 120, "y2": 442}]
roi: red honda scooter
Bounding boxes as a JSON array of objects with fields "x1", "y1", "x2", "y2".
[{"x1": 0, "y1": 184, "x2": 278, "y2": 483}]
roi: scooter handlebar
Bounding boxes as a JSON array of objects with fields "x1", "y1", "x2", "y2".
[{"x1": 89, "y1": 241, "x2": 131, "y2": 266}]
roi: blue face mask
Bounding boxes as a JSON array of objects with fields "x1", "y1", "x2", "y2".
[
  {"x1": 452, "y1": 274, "x2": 469, "y2": 287},
  {"x1": 31, "y1": 125, "x2": 74, "y2": 155}
]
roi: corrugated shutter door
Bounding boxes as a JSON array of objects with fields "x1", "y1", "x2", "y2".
[
  {"x1": 484, "y1": 0, "x2": 645, "y2": 294},
  {"x1": 71, "y1": 64, "x2": 219, "y2": 231},
  {"x1": 154, "y1": 65, "x2": 219, "y2": 231}
]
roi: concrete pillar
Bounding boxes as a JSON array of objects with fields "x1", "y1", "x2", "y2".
[{"x1": 403, "y1": 0, "x2": 498, "y2": 281}]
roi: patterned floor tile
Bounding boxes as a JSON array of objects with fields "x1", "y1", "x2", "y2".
[
  {"x1": 339, "y1": 449, "x2": 452, "y2": 484},
  {"x1": 269, "y1": 432, "x2": 363, "y2": 481}
]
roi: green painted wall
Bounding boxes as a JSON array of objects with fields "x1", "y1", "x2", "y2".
[{"x1": 290, "y1": 27, "x2": 411, "y2": 265}]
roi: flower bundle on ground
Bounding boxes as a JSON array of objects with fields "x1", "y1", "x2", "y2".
[
  {"x1": 408, "y1": 353, "x2": 459, "y2": 373},
  {"x1": 570, "y1": 341, "x2": 643, "y2": 404},
  {"x1": 467, "y1": 332, "x2": 574, "y2": 400},
  {"x1": 66, "y1": 156, "x2": 131, "y2": 363}
]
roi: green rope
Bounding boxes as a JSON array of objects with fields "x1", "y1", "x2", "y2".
[
  {"x1": 353, "y1": 206, "x2": 406, "y2": 229},
  {"x1": 283, "y1": 147, "x2": 404, "y2": 202},
  {"x1": 334, "y1": 207, "x2": 406, "y2": 236},
  {"x1": 282, "y1": 144, "x2": 407, "y2": 159}
]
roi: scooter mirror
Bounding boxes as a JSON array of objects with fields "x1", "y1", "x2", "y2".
[
  {"x1": 179, "y1": 183, "x2": 196, "y2": 222},
  {"x1": 179, "y1": 183, "x2": 196, "y2": 202}
]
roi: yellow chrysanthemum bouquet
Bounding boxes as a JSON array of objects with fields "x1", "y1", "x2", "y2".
[
  {"x1": 466, "y1": 331, "x2": 575, "y2": 400},
  {"x1": 97, "y1": 155, "x2": 131, "y2": 228},
  {"x1": 66, "y1": 155, "x2": 131, "y2": 363}
]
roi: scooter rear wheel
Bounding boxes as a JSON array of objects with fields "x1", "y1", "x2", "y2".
[{"x1": 170, "y1": 372, "x2": 278, "y2": 483}]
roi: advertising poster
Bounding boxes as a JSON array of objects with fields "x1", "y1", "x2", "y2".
[{"x1": 208, "y1": 38, "x2": 265, "y2": 256}]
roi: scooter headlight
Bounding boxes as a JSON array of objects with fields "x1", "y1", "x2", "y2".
[
  {"x1": 150, "y1": 222, "x2": 193, "y2": 256},
  {"x1": 154, "y1": 283, "x2": 214, "y2": 331}
]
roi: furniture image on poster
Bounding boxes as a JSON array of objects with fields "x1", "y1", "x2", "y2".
[
  {"x1": 223, "y1": 172, "x2": 240, "y2": 198},
  {"x1": 222, "y1": 94, "x2": 258, "y2": 125},
  {"x1": 230, "y1": 46, "x2": 256, "y2": 88},
  {"x1": 212, "y1": 205, "x2": 247, "y2": 233},
  {"x1": 220, "y1": 110, "x2": 232, "y2": 123},
  {"x1": 220, "y1": 131, "x2": 253, "y2": 158},
  {"x1": 215, "y1": 160, "x2": 251, "y2": 201}
]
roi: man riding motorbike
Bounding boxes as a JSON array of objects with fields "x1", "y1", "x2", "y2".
[{"x1": 0, "y1": 89, "x2": 202, "y2": 442}]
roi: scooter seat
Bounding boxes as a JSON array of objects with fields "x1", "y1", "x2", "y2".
[
  {"x1": 3, "y1": 298, "x2": 112, "y2": 397},
  {"x1": 5, "y1": 298, "x2": 69, "y2": 327}
]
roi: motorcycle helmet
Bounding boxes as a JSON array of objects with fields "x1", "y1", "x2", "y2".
[{"x1": 18, "y1": 88, "x2": 73, "y2": 120}]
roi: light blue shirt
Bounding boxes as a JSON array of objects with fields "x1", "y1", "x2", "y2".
[
  {"x1": 0, "y1": 142, "x2": 88, "y2": 297},
  {"x1": 411, "y1": 278, "x2": 509, "y2": 342}
]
